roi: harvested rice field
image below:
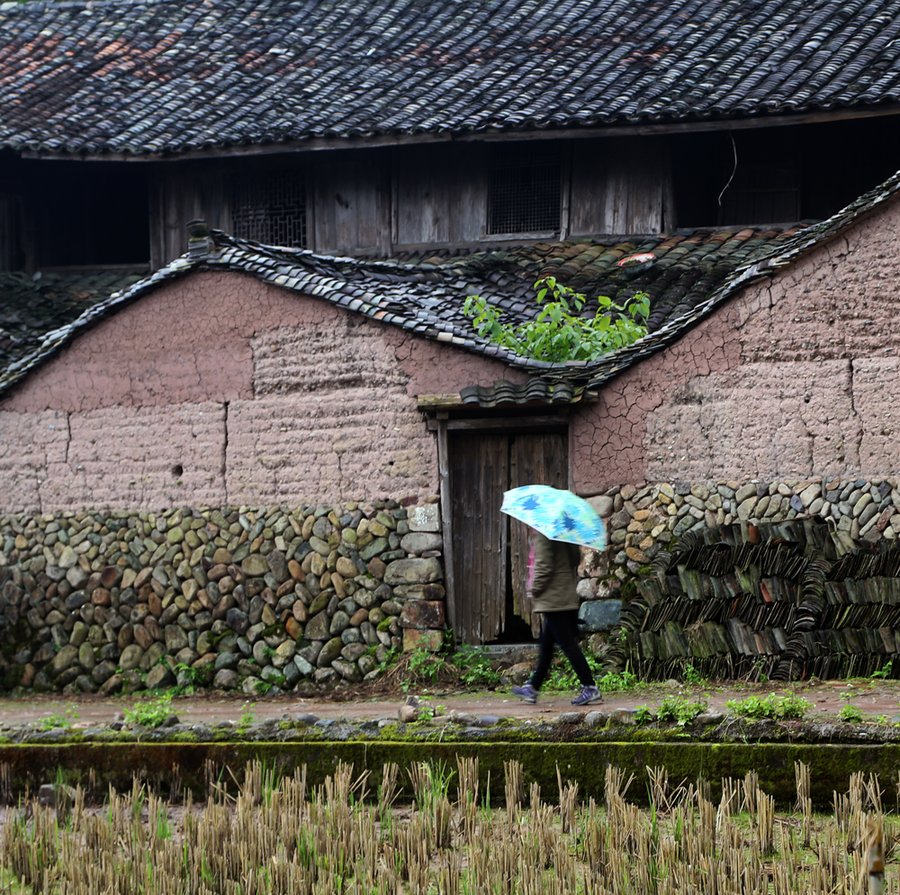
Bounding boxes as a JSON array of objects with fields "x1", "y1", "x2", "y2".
[{"x1": 0, "y1": 758, "x2": 897, "y2": 894}]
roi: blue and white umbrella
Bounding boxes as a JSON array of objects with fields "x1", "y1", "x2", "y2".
[{"x1": 501, "y1": 485, "x2": 607, "y2": 551}]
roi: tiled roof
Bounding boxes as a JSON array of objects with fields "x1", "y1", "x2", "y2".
[
  {"x1": 1, "y1": 0, "x2": 899, "y2": 156},
  {"x1": 1, "y1": 167, "x2": 897, "y2": 403},
  {"x1": 0, "y1": 222, "x2": 808, "y2": 400},
  {"x1": 0, "y1": 270, "x2": 145, "y2": 372}
]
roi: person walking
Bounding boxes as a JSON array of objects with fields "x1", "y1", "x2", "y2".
[{"x1": 512, "y1": 530, "x2": 602, "y2": 706}]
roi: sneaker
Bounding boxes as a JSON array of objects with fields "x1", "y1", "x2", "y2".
[
  {"x1": 512, "y1": 682, "x2": 538, "y2": 704},
  {"x1": 571, "y1": 685, "x2": 602, "y2": 706}
]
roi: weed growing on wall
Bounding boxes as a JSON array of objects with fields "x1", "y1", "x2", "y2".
[
  {"x1": 463, "y1": 276, "x2": 650, "y2": 362},
  {"x1": 38, "y1": 707, "x2": 79, "y2": 732},
  {"x1": 725, "y1": 692, "x2": 811, "y2": 721},
  {"x1": 122, "y1": 694, "x2": 174, "y2": 729}
]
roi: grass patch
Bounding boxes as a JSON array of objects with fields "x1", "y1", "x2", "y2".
[
  {"x1": 726, "y1": 692, "x2": 811, "y2": 721},
  {"x1": 122, "y1": 693, "x2": 174, "y2": 729}
]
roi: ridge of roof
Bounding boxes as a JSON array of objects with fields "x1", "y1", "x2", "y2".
[
  {"x1": 1, "y1": 167, "x2": 897, "y2": 404},
  {"x1": 2, "y1": 0, "x2": 899, "y2": 156}
]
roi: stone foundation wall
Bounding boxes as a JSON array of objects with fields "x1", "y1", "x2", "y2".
[{"x1": 0, "y1": 502, "x2": 445, "y2": 695}]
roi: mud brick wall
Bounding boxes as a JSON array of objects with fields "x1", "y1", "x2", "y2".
[
  {"x1": 0, "y1": 271, "x2": 523, "y2": 513},
  {"x1": 0, "y1": 503, "x2": 445, "y2": 695},
  {"x1": 572, "y1": 199, "x2": 900, "y2": 492}
]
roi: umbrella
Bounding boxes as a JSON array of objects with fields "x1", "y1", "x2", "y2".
[{"x1": 501, "y1": 485, "x2": 607, "y2": 550}]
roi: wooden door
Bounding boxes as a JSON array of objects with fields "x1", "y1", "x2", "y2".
[{"x1": 449, "y1": 429, "x2": 567, "y2": 644}]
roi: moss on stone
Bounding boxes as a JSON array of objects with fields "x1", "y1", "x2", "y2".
[{"x1": 2, "y1": 739, "x2": 899, "y2": 808}]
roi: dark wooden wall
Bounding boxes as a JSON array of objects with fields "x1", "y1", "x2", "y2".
[
  {"x1": 147, "y1": 137, "x2": 673, "y2": 266},
  {"x1": 3, "y1": 118, "x2": 900, "y2": 272}
]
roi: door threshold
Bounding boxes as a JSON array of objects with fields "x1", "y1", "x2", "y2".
[{"x1": 478, "y1": 643, "x2": 538, "y2": 655}]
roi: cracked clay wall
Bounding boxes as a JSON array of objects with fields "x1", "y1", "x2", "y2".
[
  {"x1": 0, "y1": 272, "x2": 520, "y2": 513},
  {"x1": 572, "y1": 198, "x2": 900, "y2": 493}
]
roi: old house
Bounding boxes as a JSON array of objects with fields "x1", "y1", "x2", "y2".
[{"x1": 1, "y1": 0, "x2": 900, "y2": 692}]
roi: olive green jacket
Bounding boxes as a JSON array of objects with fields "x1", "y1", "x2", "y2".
[{"x1": 529, "y1": 532, "x2": 581, "y2": 613}]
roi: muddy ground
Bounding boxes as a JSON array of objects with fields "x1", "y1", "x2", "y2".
[{"x1": 3, "y1": 677, "x2": 900, "y2": 730}]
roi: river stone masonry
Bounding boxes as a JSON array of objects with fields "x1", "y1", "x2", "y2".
[
  {"x1": 576, "y1": 477, "x2": 900, "y2": 630},
  {"x1": 0, "y1": 502, "x2": 444, "y2": 695}
]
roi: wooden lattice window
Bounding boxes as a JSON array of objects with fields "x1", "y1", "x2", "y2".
[
  {"x1": 231, "y1": 171, "x2": 307, "y2": 247},
  {"x1": 487, "y1": 147, "x2": 561, "y2": 236}
]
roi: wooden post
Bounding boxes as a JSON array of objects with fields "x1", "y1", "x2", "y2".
[{"x1": 436, "y1": 417, "x2": 456, "y2": 645}]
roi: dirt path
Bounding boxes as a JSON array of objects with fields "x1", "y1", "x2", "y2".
[{"x1": 3, "y1": 678, "x2": 899, "y2": 728}]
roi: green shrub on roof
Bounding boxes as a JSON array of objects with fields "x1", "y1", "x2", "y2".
[{"x1": 463, "y1": 276, "x2": 649, "y2": 363}]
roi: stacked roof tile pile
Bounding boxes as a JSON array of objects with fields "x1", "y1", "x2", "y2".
[
  {"x1": 608, "y1": 518, "x2": 900, "y2": 681},
  {"x1": 1, "y1": 0, "x2": 899, "y2": 156}
]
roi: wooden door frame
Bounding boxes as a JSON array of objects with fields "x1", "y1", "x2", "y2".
[{"x1": 425, "y1": 412, "x2": 572, "y2": 643}]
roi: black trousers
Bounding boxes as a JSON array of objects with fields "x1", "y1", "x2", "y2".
[{"x1": 530, "y1": 609, "x2": 595, "y2": 690}]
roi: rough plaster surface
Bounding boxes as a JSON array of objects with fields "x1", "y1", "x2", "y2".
[
  {"x1": 0, "y1": 273, "x2": 517, "y2": 512},
  {"x1": 225, "y1": 392, "x2": 435, "y2": 504},
  {"x1": 573, "y1": 198, "x2": 900, "y2": 492},
  {"x1": 0, "y1": 410, "x2": 69, "y2": 510}
]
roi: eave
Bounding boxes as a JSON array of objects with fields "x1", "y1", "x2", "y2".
[{"x1": 16, "y1": 103, "x2": 900, "y2": 163}]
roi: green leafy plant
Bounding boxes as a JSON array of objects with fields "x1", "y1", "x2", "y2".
[
  {"x1": 463, "y1": 276, "x2": 650, "y2": 363},
  {"x1": 170, "y1": 660, "x2": 214, "y2": 695},
  {"x1": 450, "y1": 646, "x2": 502, "y2": 688},
  {"x1": 542, "y1": 657, "x2": 639, "y2": 693},
  {"x1": 839, "y1": 704, "x2": 863, "y2": 723},
  {"x1": 415, "y1": 698, "x2": 438, "y2": 722},
  {"x1": 656, "y1": 695, "x2": 709, "y2": 728},
  {"x1": 634, "y1": 705, "x2": 655, "y2": 725},
  {"x1": 407, "y1": 648, "x2": 445, "y2": 683},
  {"x1": 725, "y1": 692, "x2": 810, "y2": 721},
  {"x1": 596, "y1": 668, "x2": 641, "y2": 692},
  {"x1": 874, "y1": 714, "x2": 890, "y2": 725},
  {"x1": 544, "y1": 654, "x2": 606, "y2": 692},
  {"x1": 237, "y1": 702, "x2": 256, "y2": 734},
  {"x1": 122, "y1": 693, "x2": 174, "y2": 729},
  {"x1": 38, "y1": 707, "x2": 79, "y2": 731},
  {"x1": 374, "y1": 646, "x2": 400, "y2": 676},
  {"x1": 870, "y1": 661, "x2": 893, "y2": 680},
  {"x1": 683, "y1": 664, "x2": 707, "y2": 686}
]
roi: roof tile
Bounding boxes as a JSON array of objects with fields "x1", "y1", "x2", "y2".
[{"x1": 1, "y1": 0, "x2": 899, "y2": 156}]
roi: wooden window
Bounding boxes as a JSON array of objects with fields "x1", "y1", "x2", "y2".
[
  {"x1": 231, "y1": 170, "x2": 307, "y2": 247},
  {"x1": 28, "y1": 162, "x2": 149, "y2": 269},
  {"x1": 486, "y1": 146, "x2": 561, "y2": 236}
]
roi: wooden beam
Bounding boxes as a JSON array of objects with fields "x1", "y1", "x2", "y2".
[
  {"x1": 19, "y1": 105, "x2": 900, "y2": 163},
  {"x1": 425, "y1": 415, "x2": 569, "y2": 432},
  {"x1": 446, "y1": 416, "x2": 568, "y2": 431},
  {"x1": 417, "y1": 395, "x2": 464, "y2": 410},
  {"x1": 436, "y1": 419, "x2": 457, "y2": 643}
]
